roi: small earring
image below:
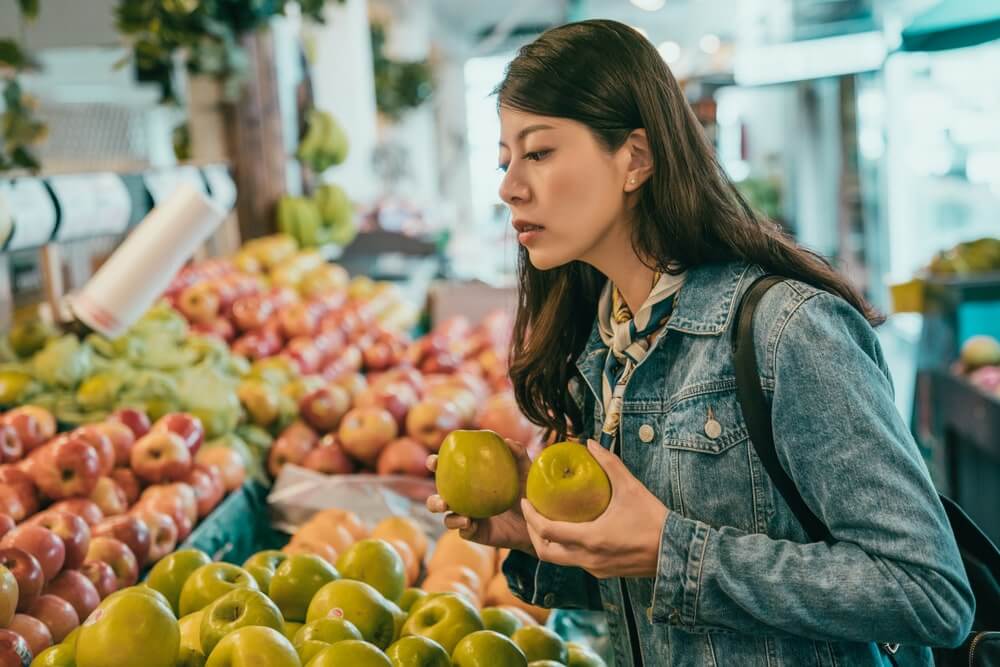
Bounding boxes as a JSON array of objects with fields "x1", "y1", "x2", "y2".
[{"x1": 629, "y1": 178, "x2": 636, "y2": 184}]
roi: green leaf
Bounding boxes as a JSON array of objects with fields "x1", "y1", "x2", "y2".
[
  {"x1": 0, "y1": 40, "x2": 29, "y2": 69},
  {"x1": 17, "y1": 0, "x2": 39, "y2": 20}
]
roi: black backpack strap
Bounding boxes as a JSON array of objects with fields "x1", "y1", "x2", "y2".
[{"x1": 731, "y1": 274, "x2": 833, "y2": 544}]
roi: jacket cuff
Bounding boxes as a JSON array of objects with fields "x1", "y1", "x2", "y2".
[
  {"x1": 502, "y1": 549, "x2": 539, "y2": 603},
  {"x1": 650, "y1": 510, "x2": 711, "y2": 626},
  {"x1": 502, "y1": 549, "x2": 601, "y2": 610}
]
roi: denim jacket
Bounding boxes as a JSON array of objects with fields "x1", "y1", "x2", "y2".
[{"x1": 503, "y1": 262, "x2": 974, "y2": 666}]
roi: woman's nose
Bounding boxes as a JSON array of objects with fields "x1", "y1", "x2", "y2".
[{"x1": 499, "y1": 166, "x2": 529, "y2": 205}]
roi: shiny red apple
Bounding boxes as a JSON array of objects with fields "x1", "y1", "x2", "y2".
[
  {"x1": 109, "y1": 468, "x2": 141, "y2": 505},
  {"x1": 302, "y1": 435, "x2": 356, "y2": 475},
  {"x1": 0, "y1": 548, "x2": 43, "y2": 612},
  {"x1": 26, "y1": 511, "x2": 89, "y2": 570},
  {"x1": 7, "y1": 614, "x2": 50, "y2": 658},
  {"x1": 183, "y1": 465, "x2": 224, "y2": 518},
  {"x1": 47, "y1": 499, "x2": 103, "y2": 527},
  {"x1": 71, "y1": 426, "x2": 115, "y2": 476},
  {"x1": 26, "y1": 595, "x2": 78, "y2": 643},
  {"x1": 130, "y1": 430, "x2": 192, "y2": 484},
  {"x1": 92, "y1": 421, "x2": 136, "y2": 467},
  {"x1": 338, "y1": 407, "x2": 398, "y2": 465},
  {"x1": 405, "y1": 399, "x2": 463, "y2": 452},
  {"x1": 2, "y1": 407, "x2": 56, "y2": 454},
  {"x1": 29, "y1": 436, "x2": 101, "y2": 501},
  {"x1": 84, "y1": 537, "x2": 138, "y2": 590},
  {"x1": 0, "y1": 526, "x2": 64, "y2": 582},
  {"x1": 0, "y1": 628, "x2": 32, "y2": 667},
  {"x1": 0, "y1": 424, "x2": 22, "y2": 464},
  {"x1": 43, "y1": 570, "x2": 100, "y2": 621},
  {"x1": 93, "y1": 516, "x2": 150, "y2": 568},
  {"x1": 152, "y1": 413, "x2": 205, "y2": 456},
  {"x1": 133, "y1": 510, "x2": 177, "y2": 564},
  {"x1": 376, "y1": 437, "x2": 432, "y2": 477},
  {"x1": 299, "y1": 385, "x2": 352, "y2": 433},
  {"x1": 111, "y1": 408, "x2": 151, "y2": 440},
  {"x1": 79, "y1": 559, "x2": 117, "y2": 599}
]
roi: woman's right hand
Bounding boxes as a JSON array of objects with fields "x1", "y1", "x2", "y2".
[{"x1": 425, "y1": 438, "x2": 535, "y2": 556}]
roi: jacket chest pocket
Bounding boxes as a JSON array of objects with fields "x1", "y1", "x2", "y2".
[{"x1": 629, "y1": 384, "x2": 769, "y2": 535}]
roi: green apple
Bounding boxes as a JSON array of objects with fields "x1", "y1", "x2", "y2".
[
  {"x1": 528, "y1": 662, "x2": 564, "y2": 667},
  {"x1": 146, "y1": 549, "x2": 212, "y2": 615},
  {"x1": 391, "y1": 605, "x2": 407, "y2": 642},
  {"x1": 452, "y1": 630, "x2": 528, "y2": 667},
  {"x1": 62, "y1": 626, "x2": 80, "y2": 650},
  {"x1": 385, "y1": 635, "x2": 450, "y2": 667},
  {"x1": 283, "y1": 620, "x2": 304, "y2": 642},
  {"x1": 401, "y1": 593, "x2": 484, "y2": 654},
  {"x1": 567, "y1": 642, "x2": 607, "y2": 667},
  {"x1": 305, "y1": 640, "x2": 391, "y2": 667},
  {"x1": 200, "y1": 588, "x2": 284, "y2": 655},
  {"x1": 336, "y1": 539, "x2": 406, "y2": 603},
  {"x1": 526, "y1": 442, "x2": 611, "y2": 522},
  {"x1": 180, "y1": 563, "x2": 259, "y2": 616},
  {"x1": 305, "y1": 579, "x2": 397, "y2": 649},
  {"x1": 511, "y1": 626, "x2": 567, "y2": 664},
  {"x1": 76, "y1": 588, "x2": 180, "y2": 667},
  {"x1": 269, "y1": 554, "x2": 339, "y2": 622},
  {"x1": 481, "y1": 607, "x2": 522, "y2": 637},
  {"x1": 102, "y1": 585, "x2": 173, "y2": 615},
  {"x1": 180, "y1": 610, "x2": 205, "y2": 652},
  {"x1": 294, "y1": 616, "x2": 363, "y2": 646},
  {"x1": 407, "y1": 592, "x2": 443, "y2": 615},
  {"x1": 205, "y1": 626, "x2": 301, "y2": 667},
  {"x1": 297, "y1": 639, "x2": 333, "y2": 664},
  {"x1": 242, "y1": 550, "x2": 288, "y2": 590},
  {"x1": 29, "y1": 643, "x2": 76, "y2": 667},
  {"x1": 177, "y1": 646, "x2": 208, "y2": 667},
  {"x1": 436, "y1": 430, "x2": 520, "y2": 518},
  {"x1": 397, "y1": 588, "x2": 427, "y2": 613}
]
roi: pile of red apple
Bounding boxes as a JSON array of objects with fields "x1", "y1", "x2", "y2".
[
  {"x1": 0, "y1": 405, "x2": 245, "y2": 658},
  {"x1": 267, "y1": 312, "x2": 543, "y2": 482}
]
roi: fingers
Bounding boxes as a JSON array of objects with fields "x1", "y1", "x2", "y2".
[
  {"x1": 426, "y1": 494, "x2": 449, "y2": 514},
  {"x1": 586, "y1": 439, "x2": 628, "y2": 479},
  {"x1": 426, "y1": 454, "x2": 438, "y2": 473},
  {"x1": 520, "y1": 499, "x2": 588, "y2": 547},
  {"x1": 444, "y1": 513, "x2": 474, "y2": 532},
  {"x1": 524, "y1": 512, "x2": 576, "y2": 566}
]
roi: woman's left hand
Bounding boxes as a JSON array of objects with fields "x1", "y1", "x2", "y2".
[{"x1": 521, "y1": 439, "x2": 670, "y2": 579}]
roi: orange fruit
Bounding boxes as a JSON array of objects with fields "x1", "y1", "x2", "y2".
[
  {"x1": 426, "y1": 564, "x2": 483, "y2": 598},
  {"x1": 297, "y1": 520, "x2": 356, "y2": 554},
  {"x1": 486, "y1": 573, "x2": 549, "y2": 624},
  {"x1": 421, "y1": 576, "x2": 480, "y2": 607},
  {"x1": 371, "y1": 516, "x2": 428, "y2": 562},
  {"x1": 282, "y1": 538, "x2": 338, "y2": 565},
  {"x1": 387, "y1": 539, "x2": 419, "y2": 586},
  {"x1": 428, "y1": 530, "x2": 495, "y2": 585},
  {"x1": 310, "y1": 509, "x2": 369, "y2": 541}
]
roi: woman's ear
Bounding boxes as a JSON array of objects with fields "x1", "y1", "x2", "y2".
[{"x1": 624, "y1": 128, "x2": 653, "y2": 192}]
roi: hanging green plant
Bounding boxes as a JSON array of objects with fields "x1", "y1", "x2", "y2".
[
  {"x1": 0, "y1": 2, "x2": 45, "y2": 173},
  {"x1": 370, "y1": 22, "x2": 433, "y2": 120}
]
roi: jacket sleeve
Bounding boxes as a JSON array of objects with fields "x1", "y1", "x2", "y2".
[
  {"x1": 503, "y1": 549, "x2": 603, "y2": 611},
  {"x1": 648, "y1": 291, "x2": 975, "y2": 647}
]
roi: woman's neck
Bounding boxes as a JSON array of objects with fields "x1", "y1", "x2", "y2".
[{"x1": 582, "y1": 223, "x2": 657, "y2": 313}]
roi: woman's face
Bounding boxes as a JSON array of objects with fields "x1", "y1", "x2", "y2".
[{"x1": 498, "y1": 107, "x2": 632, "y2": 270}]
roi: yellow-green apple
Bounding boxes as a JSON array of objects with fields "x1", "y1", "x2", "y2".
[
  {"x1": 76, "y1": 586, "x2": 179, "y2": 667},
  {"x1": 292, "y1": 617, "x2": 363, "y2": 657},
  {"x1": 179, "y1": 563, "x2": 258, "y2": 616},
  {"x1": 179, "y1": 609, "x2": 204, "y2": 652},
  {"x1": 85, "y1": 536, "x2": 138, "y2": 590},
  {"x1": 147, "y1": 549, "x2": 212, "y2": 616},
  {"x1": 72, "y1": 426, "x2": 116, "y2": 476},
  {"x1": 93, "y1": 420, "x2": 136, "y2": 467},
  {"x1": 283, "y1": 621, "x2": 303, "y2": 644},
  {"x1": 29, "y1": 642, "x2": 75, "y2": 666},
  {"x1": 567, "y1": 642, "x2": 607, "y2": 667},
  {"x1": 401, "y1": 593, "x2": 484, "y2": 654},
  {"x1": 452, "y1": 630, "x2": 527, "y2": 667},
  {"x1": 511, "y1": 626, "x2": 567, "y2": 663},
  {"x1": 154, "y1": 413, "x2": 206, "y2": 457},
  {"x1": 1, "y1": 527, "x2": 64, "y2": 582},
  {"x1": 475, "y1": 393, "x2": 539, "y2": 447},
  {"x1": 203, "y1": 626, "x2": 300, "y2": 667},
  {"x1": 28, "y1": 511, "x2": 89, "y2": 570},
  {"x1": 99, "y1": 584, "x2": 171, "y2": 612},
  {"x1": 89, "y1": 476, "x2": 128, "y2": 517},
  {"x1": 93, "y1": 515, "x2": 150, "y2": 567},
  {"x1": 49, "y1": 499, "x2": 102, "y2": 527},
  {"x1": 62, "y1": 624, "x2": 80, "y2": 650},
  {"x1": 178, "y1": 284, "x2": 221, "y2": 324},
  {"x1": 26, "y1": 594, "x2": 78, "y2": 643},
  {"x1": 111, "y1": 408, "x2": 151, "y2": 440},
  {"x1": 30, "y1": 437, "x2": 101, "y2": 501},
  {"x1": 131, "y1": 431, "x2": 192, "y2": 484},
  {"x1": 134, "y1": 509, "x2": 178, "y2": 563},
  {"x1": 43, "y1": 570, "x2": 100, "y2": 621},
  {"x1": 336, "y1": 540, "x2": 405, "y2": 603},
  {"x1": 307, "y1": 640, "x2": 391, "y2": 666},
  {"x1": 397, "y1": 588, "x2": 428, "y2": 613},
  {"x1": 110, "y1": 468, "x2": 141, "y2": 505},
  {"x1": 436, "y1": 430, "x2": 520, "y2": 519},
  {"x1": 305, "y1": 579, "x2": 397, "y2": 649},
  {"x1": 481, "y1": 607, "x2": 523, "y2": 637},
  {"x1": 184, "y1": 465, "x2": 225, "y2": 518},
  {"x1": 200, "y1": 589, "x2": 284, "y2": 655},
  {"x1": 4, "y1": 406, "x2": 56, "y2": 453},
  {"x1": 526, "y1": 442, "x2": 611, "y2": 522},
  {"x1": 79, "y1": 560, "x2": 116, "y2": 599},
  {"x1": 0, "y1": 628, "x2": 32, "y2": 666},
  {"x1": 268, "y1": 553, "x2": 339, "y2": 622},
  {"x1": 195, "y1": 446, "x2": 246, "y2": 493},
  {"x1": 338, "y1": 408, "x2": 397, "y2": 465},
  {"x1": 175, "y1": 645, "x2": 208, "y2": 667},
  {"x1": 299, "y1": 385, "x2": 352, "y2": 433},
  {"x1": 0, "y1": 564, "x2": 16, "y2": 627},
  {"x1": 385, "y1": 635, "x2": 450, "y2": 666},
  {"x1": 241, "y1": 550, "x2": 287, "y2": 591},
  {"x1": 8, "y1": 613, "x2": 51, "y2": 656},
  {"x1": 302, "y1": 435, "x2": 355, "y2": 475},
  {"x1": 405, "y1": 400, "x2": 462, "y2": 452},
  {"x1": 237, "y1": 380, "x2": 281, "y2": 427}
]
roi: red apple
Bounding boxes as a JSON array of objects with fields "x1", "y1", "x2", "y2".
[
  {"x1": 0, "y1": 526, "x2": 64, "y2": 582},
  {"x1": 302, "y1": 436, "x2": 356, "y2": 475},
  {"x1": 231, "y1": 294, "x2": 275, "y2": 332},
  {"x1": 133, "y1": 510, "x2": 177, "y2": 564},
  {"x1": 130, "y1": 431, "x2": 192, "y2": 484},
  {"x1": 426, "y1": 384, "x2": 477, "y2": 424},
  {"x1": 111, "y1": 408, "x2": 151, "y2": 440},
  {"x1": 357, "y1": 382, "x2": 420, "y2": 430},
  {"x1": 43, "y1": 570, "x2": 100, "y2": 621},
  {"x1": 0, "y1": 548, "x2": 43, "y2": 612},
  {"x1": 26, "y1": 595, "x2": 78, "y2": 643},
  {"x1": 0, "y1": 628, "x2": 32, "y2": 666},
  {"x1": 85, "y1": 537, "x2": 138, "y2": 590},
  {"x1": 0, "y1": 424, "x2": 22, "y2": 464},
  {"x1": 376, "y1": 438, "x2": 432, "y2": 477},
  {"x1": 378, "y1": 367, "x2": 425, "y2": 397},
  {"x1": 0, "y1": 466, "x2": 37, "y2": 518},
  {"x1": 136, "y1": 484, "x2": 196, "y2": 542},
  {"x1": 109, "y1": 468, "x2": 141, "y2": 505},
  {"x1": 78, "y1": 560, "x2": 117, "y2": 599},
  {"x1": 30, "y1": 436, "x2": 101, "y2": 501},
  {"x1": 268, "y1": 433, "x2": 315, "y2": 479},
  {"x1": 8, "y1": 614, "x2": 51, "y2": 657},
  {"x1": 405, "y1": 399, "x2": 463, "y2": 452},
  {"x1": 299, "y1": 385, "x2": 352, "y2": 433},
  {"x1": 313, "y1": 328, "x2": 347, "y2": 362},
  {"x1": 333, "y1": 372, "x2": 367, "y2": 402},
  {"x1": 93, "y1": 516, "x2": 150, "y2": 568},
  {"x1": 320, "y1": 345, "x2": 363, "y2": 380},
  {"x1": 183, "y1": 465, "x2": 224, "y2": 518},
  {"x1": 338, "y1": 407, "x2": 398, "y2": 465},
  {"x1": 420, "y1": 352, "x2": 463, "y2": 375},
  {"x1": 280, "y1": 303, "x2": 319, "y2": 339},
  {"x1": 89, "y1": 477, "x2": 128, "y2": 518},
  {"x1": 47, "y1": 500, "x2": 103, "y2": 528},
  {"x1": 2, "y1": 407, "x2": 56, "y2": 454},
  {"x1": 26, "y1": 511, "x2": 89, "y2": 570},
  {"x1": 0, "y1": 490, "x2": 26, "y2": 525},
  {"x1": 92, "y1": 421, "x2": 135, "y2": 467},
  {"x1": 152, "y1": 413, "x2": 205, "y2": 456},
  {"x1": 177, "y1": 284, "x2": 221, "y2": 324},
  {"x1": 192, "y1": 317, "x2": 236, "y2": 342},
  {"x1": 71, "y1": 426, "x2": 115, "y2": 476},
  {"x1": 194, "y1": 447, "x2": 245, "y2": 492},
  {"x1": 0, "y1": 515, "x2": 13, "y2": 540}
]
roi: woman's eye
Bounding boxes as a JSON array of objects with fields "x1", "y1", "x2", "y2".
[{"x1": 524, "y1": 150, "x2": 552, "y2": 162}]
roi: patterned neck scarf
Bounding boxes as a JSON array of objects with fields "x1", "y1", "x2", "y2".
[{"x1": 597, "y1": 271, "x2": 685, "y2": 450}]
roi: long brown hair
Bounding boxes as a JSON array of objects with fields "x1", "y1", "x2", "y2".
[{"x1": 499, "y1": 19, "x2": 882, "y2": 439}]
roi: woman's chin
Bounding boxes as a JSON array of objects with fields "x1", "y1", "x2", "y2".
[{"x1": 527, "y1": 248, "x2": 573, "y2": 271}]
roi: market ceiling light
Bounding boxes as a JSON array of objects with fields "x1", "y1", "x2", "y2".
[
  {"x1": 658, "y1": 40, "x2": 682, "y2": 64},
  {"x1": 700, "y1": 34, "x2": 721, "y2": 54},
  {"x1": 630, "y1": 0, "x2": 666, "y2": 10}
]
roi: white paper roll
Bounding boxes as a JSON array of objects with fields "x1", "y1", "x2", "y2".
[{"x1": 72, "y1": 183, "x2": 227, "y2": 338}]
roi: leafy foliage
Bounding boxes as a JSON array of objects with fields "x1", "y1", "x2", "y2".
[{"x1": 370, "y1": 22, "x2": 433, "y2": 120}]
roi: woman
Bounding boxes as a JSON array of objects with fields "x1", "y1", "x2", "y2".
[{"x1": 427, "y1": 19, "x2": 973, "y2": 666}]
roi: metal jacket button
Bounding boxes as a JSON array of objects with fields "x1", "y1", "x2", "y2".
[{"x1": 638, "y1": 424, "x2": 655, "y2": 443}]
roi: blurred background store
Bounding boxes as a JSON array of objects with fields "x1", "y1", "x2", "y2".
[{"x1": 0, "y1": 0, "x2": 998, "y2": 654}]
